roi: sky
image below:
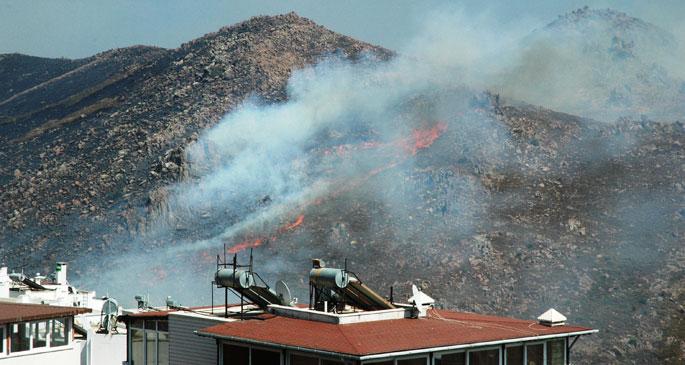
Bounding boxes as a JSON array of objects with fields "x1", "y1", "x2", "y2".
[{"x1": 1, "y1": 0, "x2": 683, "y2": 59}]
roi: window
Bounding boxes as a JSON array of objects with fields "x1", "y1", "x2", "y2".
[
  {"x1": 435, "y1": 352, "x2": 466, "y2": 365},
  {"x1": 321, "y1": 360, "x2": 345, "y2": 365},
  {"x1": 291, "y1": 354, "x2": 318, "y2": 365},
  {"x1": 252, "y1": 348, "x2": 280, "y2": 365},
  {"x1": 547, "y1": 340, "x2": 565, "y2": 365},
  {"x1": 129, "y1": 319, "x2": 170, "y2": 365},
  {"x1": 468, "y1": 348, "x2": 499, "y2": 365},
  {"x1": 50, "y1": 318, "x2": 68, "y2": 347},
  {"x1": 525, "y1": 344, "x2": 544, "y2": 365},
  {"x1": 131, "y1": 327, "x2": 144, "y2": 365},
  {"x1": 0, "y1": 326, "x2": 5, "y2": 355},
  {"x1": 32, "y1": 321, "x2": 49, "y2": 349},
  {"x1": 365, "y1": 361, "x2": 393, "y2": 365},
  {"x1": 506, "y1": 346, "x2": 523, "y2": 365},
  {"x1": 397, "y1": 358, "x2": 427, "y2": 365},
  {"x1": 10, "y1": 323, "x2": 30, "y2": 353},
  {"x1": 158, "y1": 330, "x2": 169, "y2": 365},
  {"x1": 223, "y1": 344, "x2": 249, "y2": 365},
  {"x1": 146, "y1": 322, "x2": 157, "y2": 365}
]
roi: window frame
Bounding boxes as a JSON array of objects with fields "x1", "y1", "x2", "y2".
[
  {"x1": 545, "y1": 338, "x2": 567, "y2": 365},
  {"x1": 287, "y1": 350, "x2": 319, "y2": 365},
  {"x1": 504, "y1": 343, "x2": 524, "y2": 365},
  {"x1": 9, "y1": 322, "x2": 31, "y2": 354},
  {"x1": 466, "y1": 345, "x2": 502, "y2": 365},
  {"x1": 221, "y1": 341, "x2": 251, "y2": 365},
  {"x1": 31, "y1": 320, "x2": 50, "y2": 349},
  {"x1": 433, "y1": 349, "x2": 466, "y2": 365},
  {"x1": 250, "y1": 343, "x2": 282, "y2": 365},
  {"x1": 396, "y1": 354, "x2": 429, "y2": 365},
  {"x1": 523, "y1": 341, "x2": 546, "y2": 365},
  {"x1": 362, "y1": 354, "x2": 429, "y2": 365},
  {"x1": 0, "y1": 325, "x2": 5, "y2": 357},
  {"x1": 49, "y1": 317, "x2": 70, "y2": 348}
]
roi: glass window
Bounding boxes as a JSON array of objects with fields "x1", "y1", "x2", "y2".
[
  {"x1": 322, "y1": 360, "x2": 345, "y2": 365},
  {"x1": 547, "y1": 340, "x2": 565, "y2": 365},
  {"x1": 131, "y1": 327, "x2": 144, "y2": 365},
  {"x1": 146, "y1": 328, "x2": 157, "y2": 365},
  {"x1": 398, "y1": 358, "x2": 427, "y2": 365},
  {"x1": 158, "y1": 330, "x2": 169, "y2": 365},
  {"x1": 252, "y1": 348, "x2": 280, "y2": 365},
  {"x1": 506, "y1": 346, "x2": 523, "y2": 365},
  {"x1": 50, "y1": 318, "x2": 68, "y2": 347},
  {"x1": 145, "y1": 320, "x2": 157, "y2": 330},
  {"x1": 526, "y1": 344, "x2": 544, "y2": 365},
  {"x1": 469, "y1": 348, "x2": 499, "y2": 365},
  {"x1": 157, "y1": 320, "x2": 168, "y2": 332},
  {"x1": 223, "y1": 344, "x2": 249, "y2": 365},
  {"x1": 10, "y1": 323, "x2": 30, "y2": 353},
  {"x1": 435, "y1": 352, "x2": 466, "y2": 365},
  {"x1": 290, "y1": 354, "x2": 318, "y2": 365},
  {"x1": 32, "y1": 321, "x2": 49, "y2": 348},
  {"x1": 130, "y1": 319, "x2": 145, "y2": 329},
  {"x1": 365, "y1": 361, "x2": 393, "y2": 365},
  {"x1": 1, "y1": 326, "x2": 5, "y2": 354}
]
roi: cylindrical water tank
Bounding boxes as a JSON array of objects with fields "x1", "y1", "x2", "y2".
[
  {"x1": 215, "y1": 269, "x2": 255, "y2": 289},
  {"x1": 309, "y1": 268, "x2": 349, "y2": 288}
]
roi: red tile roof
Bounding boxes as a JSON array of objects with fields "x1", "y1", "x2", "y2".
[
  {"x1": 0, "y1": 302, "x2": 91, "y2": 325},
  {"x1": 198, "y1": 309, "x2": 594, "y2": 357}
]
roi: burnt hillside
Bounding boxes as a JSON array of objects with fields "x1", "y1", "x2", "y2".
[{"x1": 0, "y1": 10, "x2": 683, "y2": 365}]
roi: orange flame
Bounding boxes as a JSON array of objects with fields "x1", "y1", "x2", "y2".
[
  {"x1": 227, "y1": 238, "x2": 263, "y2": 254},
  {"x1": 401, "y1": 121, "x2": 448, "y2": 155},
  {"x1": 281, "y1": 214, "x2": 304, "y2": 231}
]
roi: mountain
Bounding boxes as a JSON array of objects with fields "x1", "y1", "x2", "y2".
[
  {"x1": 496, "y1": 7, "x2": 685, "y2": 122},
  {"x1": 0, "y1": 12, "x2": 391, "y2": 262},
  {"x1": 0, "y1": 10, "x2": 683, "y2": 364}
]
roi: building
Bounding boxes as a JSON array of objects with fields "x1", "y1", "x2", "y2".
[
  {"x1": 0, "y1": 262, "x2": 127, "y2": 365},
  {"x1": 198, "y1": 305, "x2": 594, "y2": 365},
  {"x1": 118, "y1": 257, "x2": 597, "y2": 365},
  {"x1": 118, "y1": 304, "x2": 241, "y2": 365},
  {"x1": 0, "y1": 302, "x2": 90, "y2": 364}
]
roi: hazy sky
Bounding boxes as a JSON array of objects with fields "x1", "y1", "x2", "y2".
[{"x1": 1, "y1": 0, "x2": 683, "y2": 58}]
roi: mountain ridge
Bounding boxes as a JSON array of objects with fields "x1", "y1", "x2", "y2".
[{"x1": 0, "y1": 9, "x2": 683, "y2": 364}]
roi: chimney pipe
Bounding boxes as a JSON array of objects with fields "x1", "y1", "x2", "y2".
[{"x1": 55, "y1": 262, "x2": 68, "y2": 285}]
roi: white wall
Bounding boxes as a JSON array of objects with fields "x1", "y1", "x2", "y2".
[
  {"x1": 0, "y1": 340, "x2": 86, "y2": 365},
  {"x1": 88, "y1": 331, "x2": 127, "y2": 365}
]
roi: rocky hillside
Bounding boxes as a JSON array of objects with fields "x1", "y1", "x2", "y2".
[
  {"x1": 0, "y1": 10, "x2": 683, "y2": 364},
  {"x1": 499, "y1": 7, "x2": 685, "y2": 122},
  {"x1": 0, "y1": 12, "x2": 391, "y2": 265}
]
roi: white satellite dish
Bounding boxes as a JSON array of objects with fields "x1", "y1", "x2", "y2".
[
  {"x1": 275, "y1": 280, "x2": 292, "y2": 306},
  {"x1": 408, "y1": 284, "x2": 435, "y2": 317}
]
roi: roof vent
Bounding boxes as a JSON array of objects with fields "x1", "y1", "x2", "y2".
[
  {"x1": 537, "y1": 308, "x2": 567, "y2": 327},
  {"x1": 408, "y1": 284, "x2": 435, "y2": 318}
]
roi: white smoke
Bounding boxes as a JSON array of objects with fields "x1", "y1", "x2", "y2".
[{"x1": 82, "y1": 6, "x2": 684, "y2": 307}]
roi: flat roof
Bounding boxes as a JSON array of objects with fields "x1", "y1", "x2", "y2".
[
  {"x1": 0, "y1": 302, "x2": 91, "y2": 325},
  {"x1": 197, "y1": 308, "x2": 595, "y2": 358},
  {"x1": 118, "y1": 304, "x2": 259, "y2": 321}
]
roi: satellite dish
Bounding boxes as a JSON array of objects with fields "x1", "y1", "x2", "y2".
[
  {"x1": 275, "y1": 280, "x2": 292, "y2": 306},
  {"x1": 99, "y1": 298, "x2": 119, "y2": 334}
]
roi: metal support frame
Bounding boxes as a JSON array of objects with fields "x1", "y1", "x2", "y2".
[{"x1": 567, "y1": 335, "x2": 580, "y2": 365}]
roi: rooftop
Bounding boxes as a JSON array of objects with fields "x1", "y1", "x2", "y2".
[
  {"x1": 197, "y1": 308, "x2": 595, "y2": 358},
  {"x1": 0, "y1": 301, "x2": 91, "y2": 325}
]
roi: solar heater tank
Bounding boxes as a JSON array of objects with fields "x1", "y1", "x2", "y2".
[
  {"x1": 215, "y1": 268, "x2": 256, "y2": 289},
  {"x1": 309, "y1": 268, "x2": 349, "y2": 288}
]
